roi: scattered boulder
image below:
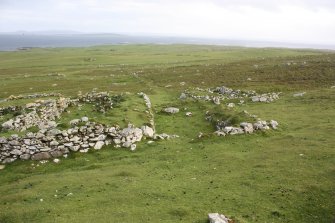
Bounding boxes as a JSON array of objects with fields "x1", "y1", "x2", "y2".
[
  {"x1": 208, "y1": 213, "x2": 231, "y2": 223},
  {"x1": 213, "y1": 97, "x2": 220, "y2": 105},
  {"x1": 270, "y1": 120, "x2": 279, "y2": 129},
  {"x1": 179, "y1": 93, "x2": 187, "y2": 100},
  {"x1": 0, "y1": 165, "x2": 5, "y2": 170},
  {"x1": 293, "y1": 92, "x2": 306, "y2": 97},
  {"x1": 163, "y1": 107, "x2": 179, "y2": 114},
  {"x1": 185, "y1": 112, "x2": 193, "y2": 117}
]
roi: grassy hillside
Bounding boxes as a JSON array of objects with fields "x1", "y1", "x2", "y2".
[{"x1": 0, "y1": 45, "x2": 334, "y2": 223}]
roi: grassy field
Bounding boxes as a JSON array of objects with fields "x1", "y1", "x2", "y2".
[{"x1": 0, "y1": 45, "x2": 334, "y2": 223}]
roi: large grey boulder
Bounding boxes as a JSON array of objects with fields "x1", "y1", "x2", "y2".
[
  {"x1": 20, "y1": 154, "x2": 31, "y2": 160},
  {"x1": 31, "y1": 152, "x2": 52, "y2": 161},
  {"x1": 179, "y1": 93, "x2": 187, "y2": 100},
  {"x1": 208, "y1": 213, "x2": 230, "y2": 223},
  {"x1": 50, "y1": 150, "x2": 63, "y2": 158},
  {"x1": 94, "y1": 141, "x2": 104, "y2": 150},
  {"x1": 270, "y1": 120, "x2": 279, "y2": 129},
  {"x1": 141, "y1": 126, "x2": 154, "y2": 138},
  {"x1": 0, "y1": 137, "x2": 8, "y2": 144},
  {"x1": 240, "y1": 122, "x2": 254, "y2": 133},
  {"x1": 163, "y1": 107, "x2": 179, "y2": 114},
  {"x1": 2, "y1": 119, "x2": 13, "y2": 129}
]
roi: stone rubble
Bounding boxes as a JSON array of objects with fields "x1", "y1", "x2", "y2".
[
  {"x1": 215, "y1": 120, "x2": 278, "y2": 136},
  {"x1": 1, "y1": 97, "x2": 72, "y2": 132},
  {"x1": 138, "y1": 92, "x2": 155, "y2": 130},
  {"x1": 180, "y1": 86, "x2": 280, "y2": 104},
  {"x1": 0, "y1": 121, "x2": 156, "y2": 164}
]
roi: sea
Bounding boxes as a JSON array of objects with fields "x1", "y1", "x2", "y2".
[{"x1": 0, "y1": 33, "x2": 334, "y2": 51}]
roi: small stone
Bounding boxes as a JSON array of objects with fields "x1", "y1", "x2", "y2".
[
  {"x1": 70, "y1": 119, "x2": 81, "y2": 126},
  {"x1": 122, "y1": 141, "x2": 132, "y2": 148},
  {"x1": 130, "y1": 144, "x2": 136, "y2": 151},
  {"x1": 0, "y1": 165, "x2": 5, "y2": 170},
  {"x1": 81, "y1": 117, "x2": 89, "y2": 122},
  {"x1": 53, "y1": 158, "x2": 60, "y2": 163},
  {"x1": 185, "y1": 112, "x2": 192, "y2": 117}
]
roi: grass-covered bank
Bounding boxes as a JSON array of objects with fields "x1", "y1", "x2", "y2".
[{"x1": 0, "y1": 45, "x2": 334, "y2": 222}]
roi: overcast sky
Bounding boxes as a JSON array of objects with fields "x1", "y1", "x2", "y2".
[{"x1": 1, "y1": 0, "x2": 335, "y2": 45}]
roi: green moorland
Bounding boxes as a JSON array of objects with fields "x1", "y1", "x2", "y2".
[{"x1": 0, "y1": 44, "x2": 334, "y2": 223}]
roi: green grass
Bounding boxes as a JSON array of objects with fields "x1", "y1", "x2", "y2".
[{"x1": 0, "y1": 44, "x2": 334, "y2": 223}]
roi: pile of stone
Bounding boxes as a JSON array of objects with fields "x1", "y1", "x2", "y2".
[
  {"x1": 214, "y1": 120, "x2": 279, "y2": 136},
  {"x1": 78, "y1": 91, "x2": 114, "y2": 113},
  {"x1": 214, "y1": 86, "x2": 255, "y2": 99},
  {"x1": 1, "y1": 97, "x2": 72, "y2": 132},
  {"x1": 180, "y1": 86, "x2": 279, "y2": 105},
  {"x1": 251, "y1": 92, "x2": 280, "y2": 103},
  {"x1": 0, "y1": 119, "x2": 156, "y2": 164}
]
